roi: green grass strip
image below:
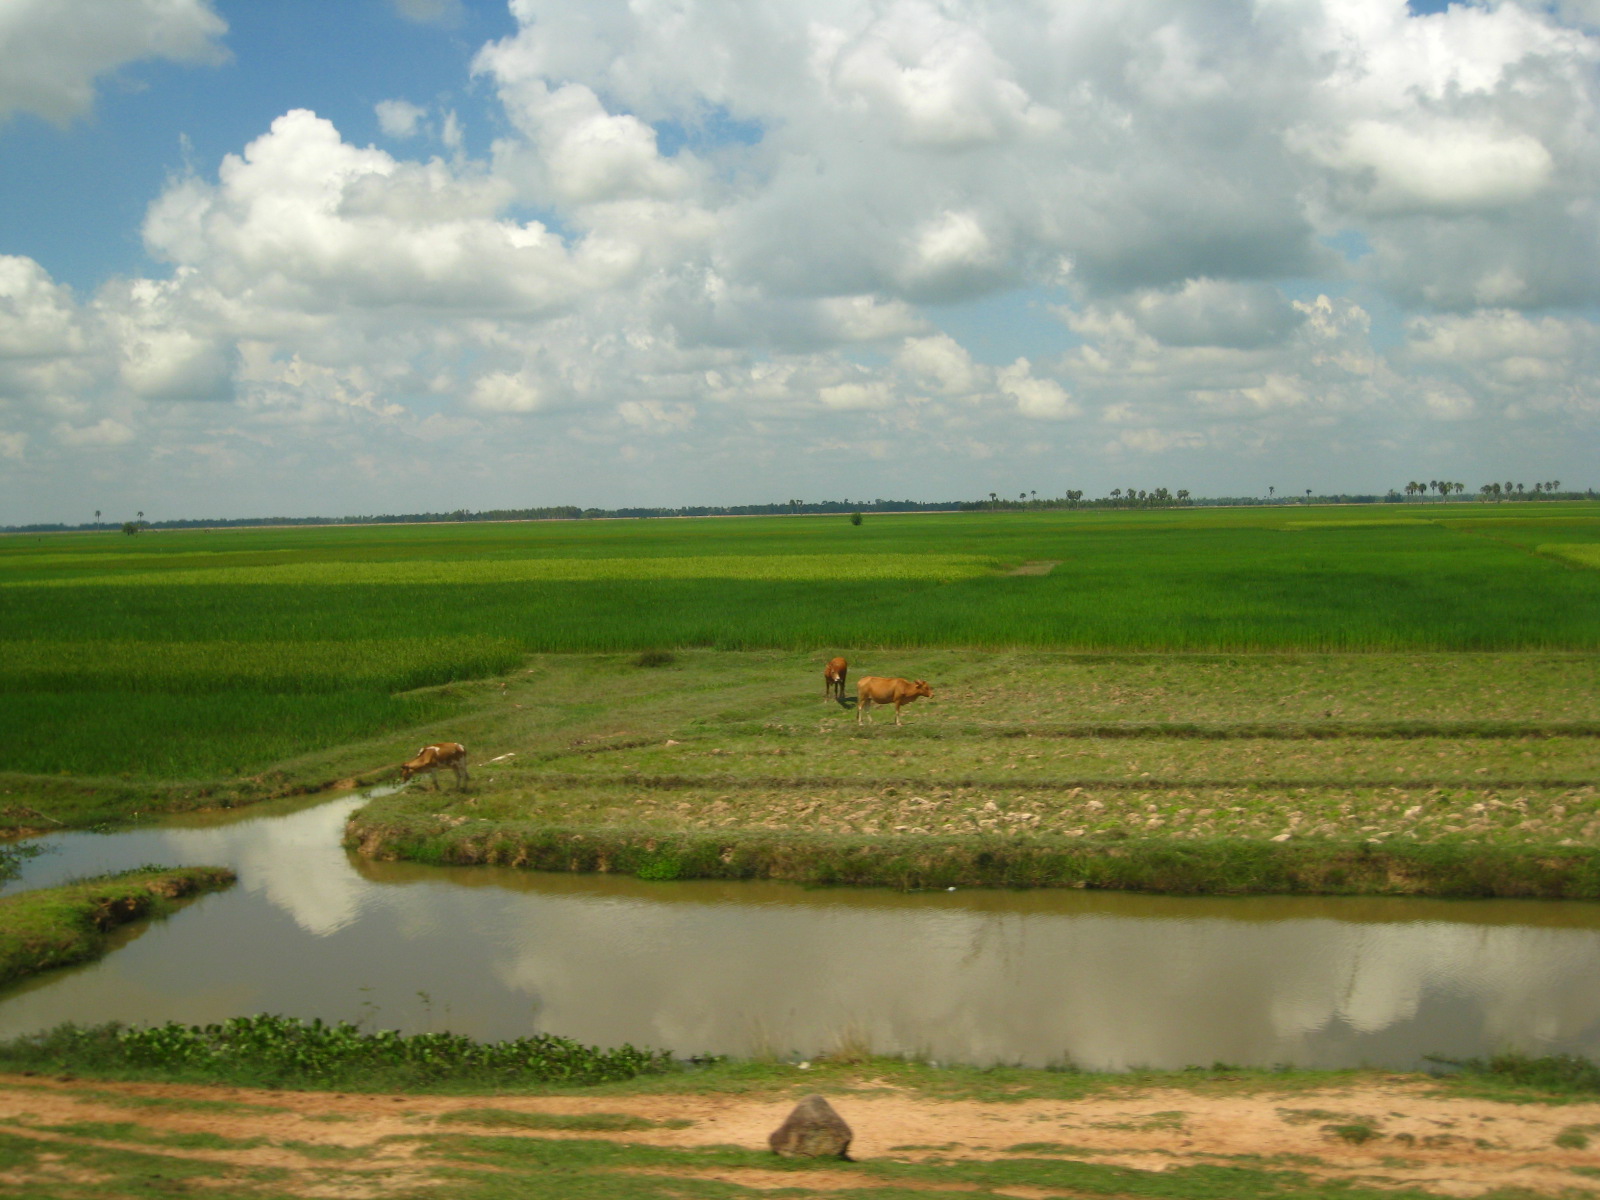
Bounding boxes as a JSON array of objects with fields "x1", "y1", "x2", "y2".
[
  {"x1": 346, "y1": 818, "x2": 1600, "y2": 897},
  {"x1": 0, "y1": 866, "x2": 235, "y2": 986},
  {"x1": 0, "y1": 1015, "x2": 673, "y2": 1091},
  {"x1": 5, "y1": 552, "x2": 996, "y2": 588}
]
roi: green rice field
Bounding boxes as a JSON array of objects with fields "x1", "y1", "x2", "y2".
[{"x1": 3, "y1": 502, "x2": 1599, "y2": 791}]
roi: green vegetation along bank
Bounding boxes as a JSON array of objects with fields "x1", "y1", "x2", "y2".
[
  {"x1": 0, "y1": 1015, "x2": 671, "y2": 1091},
  {"x1": 0, "y1": 867, "x2": 235, "y2": 986},
  {"x1": 343, "y1": 647, "x2": 1600, "y2": 896}
]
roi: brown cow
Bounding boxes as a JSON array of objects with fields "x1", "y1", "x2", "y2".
[
  {"x1": 823, "y1": 656, "x2": 849, "y2": 700},
  {"x1": 400, "y1": 741, "x2": 469, "y2": 791},
  {"x1": 856, "y1": 676, "x2": 933, "y2": 725}
]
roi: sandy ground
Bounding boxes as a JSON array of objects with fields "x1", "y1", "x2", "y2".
[{"x1": 1, "y1": 1073, "x2": 1598, "y2": 1197}]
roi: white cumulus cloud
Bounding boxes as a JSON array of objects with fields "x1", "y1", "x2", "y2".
[
  {"x1": 7, "y1": 0, "x2": 1600, "y2": 523},
  {"x1": 0, "y1": 0, "x2": 227, "y2": 126}
]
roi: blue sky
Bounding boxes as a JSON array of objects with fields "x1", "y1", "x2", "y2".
[
  {"x1": 1, "y1": 0, "x2": 1597, "y2": 523},
  {"x1": 1, "y1": 1, "x2": 514, "y2": 291}
]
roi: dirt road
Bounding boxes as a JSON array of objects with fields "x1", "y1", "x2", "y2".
[{"x1": 2, "y1": 1072, "x2": 1598, "y2": 1197}]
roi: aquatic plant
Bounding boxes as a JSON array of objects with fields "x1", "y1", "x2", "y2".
[{"x1": 0, "y1": 1015, "x2": 674, "y2": 1090}]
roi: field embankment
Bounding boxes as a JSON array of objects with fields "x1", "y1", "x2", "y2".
[
  {"x1": 343, "y1": 647, "x2": 1600, "y2": 896},
  {"x1": 0, "y1": 867, "x2": 235, "y2": 986}
]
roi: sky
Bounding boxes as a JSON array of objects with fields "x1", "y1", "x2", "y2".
[{"x1": 1, "y1": 0, "x2": 1598, "y2": 524}]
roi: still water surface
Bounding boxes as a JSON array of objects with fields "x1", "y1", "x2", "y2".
[{"x1": 3, "y1": 794, "x2": 1598, "y2": 1070}]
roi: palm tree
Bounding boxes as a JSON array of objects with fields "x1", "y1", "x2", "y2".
[
  {"x1": 1268, "y1": 485, "x2": 1275, "y2": 499},
  {"x1": 1110, "y1": 488, "x2": 1121, "y2": 502}
]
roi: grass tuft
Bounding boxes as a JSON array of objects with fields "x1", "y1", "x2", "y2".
[
  {"x1": 0, "y1": 867, "x2": 236, "y2": 986},
  {"x1": 1428, "y1": 1052, "x2": 1600, "y2": 1095}
]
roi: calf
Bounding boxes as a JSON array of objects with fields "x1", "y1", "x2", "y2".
[
  {"x1": 856, "y1": 676, "x2": 933, "y2": 725},
  {"x1": 823, "y1": 656, "x2": 849, "y2": 700},
  {"x1": 400, "y1": 741, "x2": 470, "y2": 791}
]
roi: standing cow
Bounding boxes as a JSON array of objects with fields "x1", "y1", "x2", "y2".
[
  {"x1": 856, "y1": 677, "x2": 933, "y2": 725},
  {"x1": 823, "y1": 656, "x2": 849, "y2": 700},
  {"x1": 400, "y1": 742, "x2": 470, "y2": 791}
]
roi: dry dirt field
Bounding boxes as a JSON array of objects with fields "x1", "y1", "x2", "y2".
[{"x1": 3, "y1": 1072, "x2": 1599, "y2": 1198}]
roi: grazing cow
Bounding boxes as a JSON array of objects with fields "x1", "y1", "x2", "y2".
[
  {"x1": 856, "y1": 677, "x2": 933, "y2": 725},
  {"x1": 400, "y1": 742, "x2": 469, "y2": 791},
  {"x1": 823, "y1": 656, "x2": 849, "y2": 700}
]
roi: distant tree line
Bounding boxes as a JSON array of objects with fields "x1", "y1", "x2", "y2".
[
  {"x1": 1388, "y1": 479, "x2": 1569, "y2": 502},
  {"x1": 4, "y1": 481, "x2": 1591, "y2": 534}
]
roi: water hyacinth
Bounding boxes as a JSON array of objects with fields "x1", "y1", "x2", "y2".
[{"x1": 9, "y1": 1015, "x2": 675, "y2": 1088}]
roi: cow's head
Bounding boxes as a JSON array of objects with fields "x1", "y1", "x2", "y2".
[{"x1": 910, "y1": 680, "x2": 933, "y2": 699}]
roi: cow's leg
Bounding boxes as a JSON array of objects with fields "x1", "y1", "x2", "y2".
[
  {"x1": 431, "y1": 770, "x2": 443, "y2": 791},
  {"x1": 857, "y1": 698, "x2": 869, "y2": 724},
  {"x1": 894, "y1": 701, "x2": 903, "y2": 726},
  {"x1": 455, "y1": 761, "x2": 469, "y2": 791}
]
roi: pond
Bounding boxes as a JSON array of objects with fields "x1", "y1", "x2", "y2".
[{"x1": 3, "y1": 794, "x2": 1598, "y2": 1070}]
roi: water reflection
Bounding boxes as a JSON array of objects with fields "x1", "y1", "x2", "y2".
[{"x1": 2, "y1": 797, "x2": 1597, "y2": 1069}]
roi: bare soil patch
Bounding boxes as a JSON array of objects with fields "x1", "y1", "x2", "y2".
[{"x1": 1, "y1": 1073, "x2": 1597, "y2": 1197}]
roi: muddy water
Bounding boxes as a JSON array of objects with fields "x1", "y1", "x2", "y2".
[{"x1": 3, "y1": 795, "x2": 1599, "y2": 1070}]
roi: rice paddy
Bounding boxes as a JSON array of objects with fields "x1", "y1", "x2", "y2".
[
  {"x1": 341, "y1": 646, "x2": 1600, "y2": 896},
  {"x1": 2, "y1": 502, "x2": 1598, "y2": 802}
]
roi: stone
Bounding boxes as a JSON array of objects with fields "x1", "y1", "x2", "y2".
[{"x1": 768, "y1": 1093, "x2": 853, "y2": 1159}]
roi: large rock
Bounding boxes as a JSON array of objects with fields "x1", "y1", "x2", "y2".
[{"x1": 768, "y1": 1094, "x2": 853, "y2": 1159}]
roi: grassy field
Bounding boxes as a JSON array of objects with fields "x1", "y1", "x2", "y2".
[
  {"x1": 0, "y1": 1047, "x2": 1597, "y2": 1199},
  {"x1": 4, "y1": 509, "x2": 1597, "y2": 1194},
  {"x1": 0, "y1": 867, "x2": 235, "y2": 986},
  {"x1": 337, "y1": 647, "x2": 1600, "y2": 896},
  {"x1": 2, "y1": 503, "x2": 1597, "y2": 842}
]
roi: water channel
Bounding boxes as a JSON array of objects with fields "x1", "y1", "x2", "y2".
[{"x1": 3, "y1": 793, "x2": 1599, "y2": 1071}]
